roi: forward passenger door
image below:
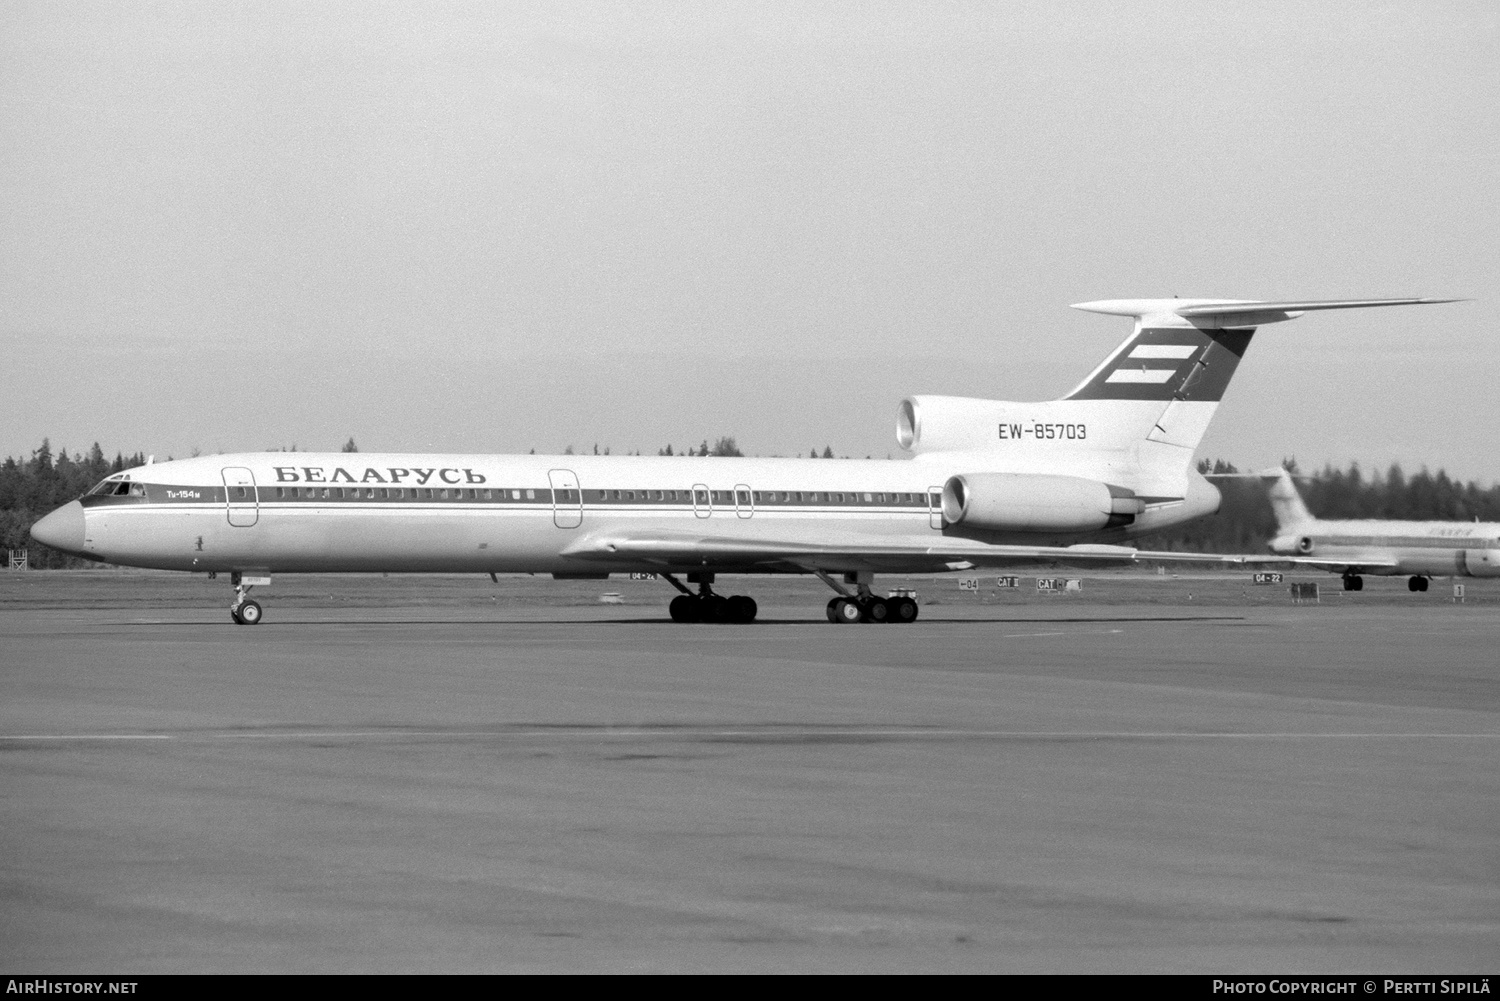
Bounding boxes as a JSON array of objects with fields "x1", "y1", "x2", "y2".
[{"x1": 222, "y1": 467, "x2": 258, "y2": 527}]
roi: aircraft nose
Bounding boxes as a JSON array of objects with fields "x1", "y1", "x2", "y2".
[{"x1": 30, "y1": 500, "x2": 86, "y2": 554}]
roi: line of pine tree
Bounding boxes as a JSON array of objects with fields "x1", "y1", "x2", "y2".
[
  {"x1": 1, "y1": 441, "x2": 147, "y2": 567},
  {"x1": 1136, "y1": 459, "x2": 1500, "y2": 554}
]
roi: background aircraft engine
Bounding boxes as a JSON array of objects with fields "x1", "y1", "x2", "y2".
[
  {"x1": 1268, "y1": 534, "x2": 1312, "y2": 555},
  {"x1": 1462, "y1": 549, "x2": 1500, "y2": 577},
  {"x1": 941, "y1": 473, "x2": 1143, "y2": 533}
]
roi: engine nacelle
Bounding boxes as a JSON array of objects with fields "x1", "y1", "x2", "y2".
[
  {"x1": 1268, "y1": 534, "x2": 1314, "y2": 555},
  {"x1": 941, "y1": 472, "x2": 1143, "y2": 533},
  {"x1": 1462, "y1": 549, "x2": 1500, "y2": 577},
  {"x1": 898, "y1": 396, "x2": 1013, "y2": 454}
]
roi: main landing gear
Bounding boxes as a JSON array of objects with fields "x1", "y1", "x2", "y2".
[
  {"x1": 817, "y1": 570, "x2": 919, "y2": 625},
  {"x1": 1341, "y1": 573, "x2": 1364, "y2": 592},
  {"x1": 229, "y1": 571, "x2": 266, "y2": 625},
  {"x1": 1407, "y1": 575, "x2": 1430, "y2": 592},
  {"x1": 663, "y1": 573, "x2": 758, "y2": 624}
]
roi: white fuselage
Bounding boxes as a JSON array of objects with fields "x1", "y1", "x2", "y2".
[{"x1": 72, "y1": 451, "x2": 1215, "y2": 576}]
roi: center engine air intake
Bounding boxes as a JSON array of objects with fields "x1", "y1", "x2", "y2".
[{"x1": 941, "y1": 473, "x2": 1143, "y2": 533}]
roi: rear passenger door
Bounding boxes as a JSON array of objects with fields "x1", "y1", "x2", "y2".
[{"x1": 548, "y1": 469, "x2": 582, "y2": 528}]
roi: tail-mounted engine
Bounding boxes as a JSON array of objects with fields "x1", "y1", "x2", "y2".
[
  {"x1": 941, "y1": 472, "x2": 1144, "y2": 533},
  {"x1": 898, "y1": 396, "x2": 1013, "y2": 454}
]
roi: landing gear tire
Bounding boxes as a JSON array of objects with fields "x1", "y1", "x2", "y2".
[
  {"x1": 704, "y1": 594, "x2": 730, "y2": 623},
  {"x1": 235, "y1": 600, "x2": 263, "y2": 625},
  {"x1": 1342, "y1": 574, "x2": 1364, "y2": 592},
  {"x1": 1408, "y1": 576, "x2": 1428, "y2": 593},
  {"x1": 826, "y1": 597, "x2": 843, "y2": 623},
  {"x1": 862, "y1": 598, "x2": 890, "y2": 623},
  {"x1": 889, "y1": 596, "x2": 919, "y2": 623},
  {"x1": 726, "y1": 595, "x2": 758, "y2": 623},
  {"x1": 670, "y1": 594, "x2": 700, "y2": 623},
  {"x1": 831, "y1": 598, "x2": 863, "y2": 624}
]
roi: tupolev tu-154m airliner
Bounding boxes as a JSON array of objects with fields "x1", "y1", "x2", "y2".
[{"x1": 30, "y1": 297, "x2": 1456, "y2": 625}]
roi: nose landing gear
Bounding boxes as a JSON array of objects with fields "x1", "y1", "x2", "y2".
[{"x1": 228, "y1": 572, "x2": 269, "y2": 624}]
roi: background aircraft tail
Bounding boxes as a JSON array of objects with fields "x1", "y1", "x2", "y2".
[
  {"x1": 1262, "y1": 468, "x2": 1315, "y2": 529},
  {"x1": 1207, "y1": 466, "x2": 1317, "y2": 528}
]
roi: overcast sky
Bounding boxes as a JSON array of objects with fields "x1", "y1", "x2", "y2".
[{"x1": 4, "y1": 1, "x2": 1497, "y2": 480}]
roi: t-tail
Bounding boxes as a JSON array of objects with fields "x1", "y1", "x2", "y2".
[
  {"x1": 1062, "y1": 298, "x2": 1459, "y2": 459},
  {"x1": 899, "y1": 297, "x2": 1458, "y2": 535},
  {"x1": 1207, "y1": 466, "x2": 1316, "y2": 531},
  {"x1": 900, "y1": 298, "x2": 1457, "y2": 496},
  {"x1": 1261, "y1": 467, "x2": 1315, "y2": 530}
]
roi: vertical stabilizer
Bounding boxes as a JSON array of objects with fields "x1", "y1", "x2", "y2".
[{"x1": 1263, "y1": 468, "x2": 1314, "y2": 529}]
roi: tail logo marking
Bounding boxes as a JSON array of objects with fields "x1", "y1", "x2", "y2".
[
  {"x1": 1066, "y1": 328, "x2": 1253, "y2": 402},
  {"x1": 1128, "y1": 344, "x2": 1199, "y2": 360},
  {"x1": 1106, "y1": 368, "x2": 1176, "y2": 384}
]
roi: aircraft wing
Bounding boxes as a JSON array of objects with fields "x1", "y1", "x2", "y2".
[
  {"x1": 1273, "y1": 556, "x2": 1402, "y2": 572},
  {"x1": 557, "y1": 531, "x2": 1297, "y2": 573}
]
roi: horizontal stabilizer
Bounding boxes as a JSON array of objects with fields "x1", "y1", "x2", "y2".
[
  {"x1": 1177, "y1": 298, "x2": 1461, "y2": 316},
  {"x1": 1072, "y1": 297, "x2": 1461, "y2": 326},
  {"x1": 1203, "y1": 467, "x2": 1303, "y2": 480}
]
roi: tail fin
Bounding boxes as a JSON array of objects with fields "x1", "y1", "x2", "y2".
[
  {"x1": 1262, "y1": 467, "x2": 1314, "y2": 529},
  {"x1": 1207, "y1": 466, "x2": 1317, "y2": 527},
  {"x1": 1064, "y1": 298, "x2": 1459, "y2": 453}
]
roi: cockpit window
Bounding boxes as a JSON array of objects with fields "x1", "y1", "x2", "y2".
[{"x1": 87, "y1": 478, "x2": 131, "y2": 497}]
